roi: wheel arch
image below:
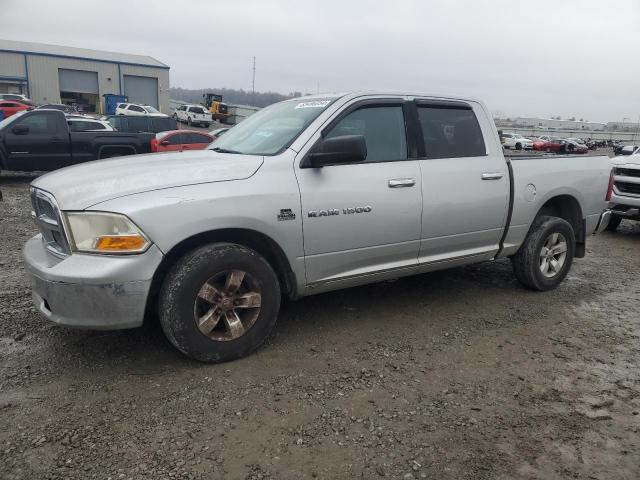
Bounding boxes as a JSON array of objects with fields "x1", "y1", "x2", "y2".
[
  {"x1": 535, "y1": 194, "x2": 585, "y2": 257},
  {"x1": 145, "y1": 228, "x2": 298, "y2": 323}
]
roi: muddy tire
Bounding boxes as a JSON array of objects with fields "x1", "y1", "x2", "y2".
[
  {"x1": 605, "y1": 215, "x2": 622, "y2": 232},
  {"x1": 159, "y1": 243, "x2": 280, "y2": 362},
  {"x1": 512, "y1": 216, "x2": 575, "y2": 291}
]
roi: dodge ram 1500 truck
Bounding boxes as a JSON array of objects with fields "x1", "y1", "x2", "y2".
[
  {"x1": 23, "y1": 92, "x2": 613, "y2": 362},
  {"x1": 0, "y1": 109, "x2": 152, "y2": 172},
  {"x1": 607, "y1": 150, "x2": 640, "y2": 230}
]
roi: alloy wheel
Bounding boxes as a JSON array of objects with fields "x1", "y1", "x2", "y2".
[
  {"x1": 193, "y1": 270, "x2": 262, "y2": 341},
  {"x1": 539, "y1": 233, "x2": 567, "y2": 278}
]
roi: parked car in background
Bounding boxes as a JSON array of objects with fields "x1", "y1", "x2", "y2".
[
  {"x1": 501, "y1": 133, "x2": 533, "y2": 150},
  {"x1": 608, "y1": 151, "x2": 640, "y2": 231},
  {"x1": 0, "y1": 110, "x2": 152, "y2": 171},
  {"x1": 619, "y1": 145, "x2": 639, "y2": 156},
  {"x1": 67, "y1": 117, "x2": 114, "y2": 132},
  {"x1": 564, "y1": 139, "x2": 589, "y2": 154},
  {"x1": 174, "y1": 104, "x2": 213, "y2": 127},
  {"x1": 0, "y1": 94, "x2": 35, "y2": 106},
  {"x1": 22, "y1": 92, "x2": 612, "y2": 362},
  {"x1": 532, "y1": 138, "x2": 550, "y2": 151},
  {"x1": 150, "y1": 130, "x2": 214, "y2": 152},
  {"x1": 0, "y1": 100, "x2": 32, "y2": 118},
  {"x1": 210, "y1": 127, "x2": 230, "y2": 139},
  {"x1": 37, "y1": 103, "x2": 80, "y2": 114},
  {"x1": 115, "y1": 103, "x2": 166, "y2": 117},
  {"x1": 101, "y1": 115, "x2": 178, "y2": 134}
]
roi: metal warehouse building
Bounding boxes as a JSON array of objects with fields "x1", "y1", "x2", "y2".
[{"x1": 0, "y1": 39, "x2": 170, "y2": 114}]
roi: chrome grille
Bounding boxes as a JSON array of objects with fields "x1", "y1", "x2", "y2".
[
  {"x1": 30, "y1": 188, "x2": 71, "y2": 256},
  {"x1": 615, "y1": 167, "x2": 640, "y2": 178}
]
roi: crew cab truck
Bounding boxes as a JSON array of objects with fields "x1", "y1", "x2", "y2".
[
  {"x1": 23, "y1": 92, "x2": 612, "y2": 362},
  {"x1": 0, "y1": 109, "x2": 152, "y2": 172},
  {"x1": 607, "y1": 150, "x2": 640, "y2": 230}
]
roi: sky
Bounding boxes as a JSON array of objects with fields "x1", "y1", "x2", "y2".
[{"x1": 2, "y1": 0, "x2": 639, "y2": 122}]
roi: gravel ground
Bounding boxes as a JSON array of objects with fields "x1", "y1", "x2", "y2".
[{"x1": 1, "y1": 167, "x2": 639, "y2": 480}]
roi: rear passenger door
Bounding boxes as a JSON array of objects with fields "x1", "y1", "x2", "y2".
[
  {"x1": 414, "y1": 100, "x2": 509, "y2": 264},
  {"x1": 297, "y1": 99, "x2": 423, "y2": 285}
]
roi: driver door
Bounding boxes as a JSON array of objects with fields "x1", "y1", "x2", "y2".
[{"x1": 296, "y1": 100, "x2": 423, "y2": 286}]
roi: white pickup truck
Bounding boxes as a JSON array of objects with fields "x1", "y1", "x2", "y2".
[
  {"x1": 23, "y1": 92, "x2": 612, "y2": 362},
  {"x1": 608, "y1": 149, "x2": 640, "y2": 230},
  {"x1": 173, "y1": 104, "x2": 213, "y2": 127}
]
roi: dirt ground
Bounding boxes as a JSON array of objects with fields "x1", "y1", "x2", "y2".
[{"x1": 1, "y1": 171, "x2": 639, "y2": 480}]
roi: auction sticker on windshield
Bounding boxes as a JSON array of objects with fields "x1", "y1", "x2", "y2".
[{"x1": 294, "y1": 100, "x2": 331, "y2": 109}]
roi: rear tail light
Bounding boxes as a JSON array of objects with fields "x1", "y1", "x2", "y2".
[
  {"x1": 605, "y1": 169, "x2": 614, "y2": 201},
  {"x1": 150, "y1": 138, "x2": 158, "y2": 153}
]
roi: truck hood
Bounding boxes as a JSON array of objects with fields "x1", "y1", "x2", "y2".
[
  {"x1": 611, "y1": 154, "x2": 640, "y2": 166},
  {"x1": 32, "y1": 150, "x2": 264, "y2": 210}
]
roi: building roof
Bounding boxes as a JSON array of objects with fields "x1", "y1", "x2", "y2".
[{"x1": 0, "y1": 38, "x2": 169, "y2": 69}]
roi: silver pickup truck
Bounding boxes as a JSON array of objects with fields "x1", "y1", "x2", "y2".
[{"x1": 23, "y1": 92, "x2": 612, "y2": 362}]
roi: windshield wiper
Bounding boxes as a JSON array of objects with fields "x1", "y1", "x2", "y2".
[{"x1": 211, "y1": 147, "x2": 242, "y2": 154}]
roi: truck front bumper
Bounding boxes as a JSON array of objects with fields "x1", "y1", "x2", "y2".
[
  {"x1": 610, "y1": 191, "x2": 640, "y2": 219},
  {"x1": 22, "y1": 235, "x2": 164, "y2": 330}
]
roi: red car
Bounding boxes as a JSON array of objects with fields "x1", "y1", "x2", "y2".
[
  {"x1": 0, "y1": 100, "x2": 32, "y2": 118},
  {"x1": 150, "y1": 130, "x2": 214, "y2": 153}
]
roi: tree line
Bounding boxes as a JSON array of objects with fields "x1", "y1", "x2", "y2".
[{"x1": 169, "y1": 87, "x2": 309, "y2": 108}]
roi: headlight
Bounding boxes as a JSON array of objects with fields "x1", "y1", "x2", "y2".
[{"x1": 65, "y1": 212, "x2": 150, "y2": 254}]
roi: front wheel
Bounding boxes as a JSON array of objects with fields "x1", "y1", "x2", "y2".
[
  {"x1": 512, "y1": 216, "x2": 575, "y2": 291},
  {"x1": 159, "y1": 243, "x2": 281, "y2": 362},
  {"x1": 515, "y1": 143, "x2": 522, "y2": 151},
  {"x1": 187, "y1": 117, "x2": 192, "y2": 126}
]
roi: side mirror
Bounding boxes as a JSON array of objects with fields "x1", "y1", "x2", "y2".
[
  {"x1": 12, "y1": 124, "x2": 29, "y2": 135},
  {"x1": 301, "y1": 135, "x2": 367, "y2": 168}
]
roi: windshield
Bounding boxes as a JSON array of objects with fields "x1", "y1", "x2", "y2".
[
  {"x1": 0, "y1": 110, "x2": 25, "y2": 130},
  {"x1": 144, "y1": 106, "x2": 160, "y2": 113},
  {"x1": 210, "y1": 98, "x2": 336, "y2": 155}
]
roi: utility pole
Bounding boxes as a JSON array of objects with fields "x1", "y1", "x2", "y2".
[{"x1": 252, "y1": 56, "x2": 256, "y2": 96}]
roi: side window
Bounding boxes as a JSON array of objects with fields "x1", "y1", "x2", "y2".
[
  {"x1": 325, "y1": 105, "x2": 407, "y2": 162},
  {"x1": 166, "y1": 133, "x2": 183, "y2": 145},
  {"x1": 187, "y1": 133, "x2": 212, "y2": 144},
  {"x1": 88, "y1": 122, "x2": 105, "y2": 130},
  {"x1": 18, "y1": 113, "x2": 57, "y2": 134},
  {"x1": 417, "y1": 106, "x2": 486, "y2": 159},
  {"x1": 130, "y1": 105, "x2": 144, "y2": 113}
]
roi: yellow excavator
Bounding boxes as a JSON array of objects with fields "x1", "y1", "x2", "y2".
[{"x1": 202, "y1": 93, "x2": 232, "y2": 124}]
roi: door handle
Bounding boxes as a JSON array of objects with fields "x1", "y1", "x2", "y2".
[
  {"x1": 50, "y1": 137, "x2": 65, "y2": 143},
  {"x1": 481, "y1": 172, "x2": 504, "y2": 180},
  {"x1": 388, "y1": 178, "x2": 416, "y2": 188}
]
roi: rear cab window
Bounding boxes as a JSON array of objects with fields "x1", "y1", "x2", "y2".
[{"x1": 416, "y1": 102, "x2": 486, "y2": 158}]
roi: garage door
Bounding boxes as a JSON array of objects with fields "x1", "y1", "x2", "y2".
[
  {"x1": 123, "y1": 75, "x2": 158, "y2": 108},
  {"x1": 58, "y1": 69, "x2": 99, "y2": 94}
]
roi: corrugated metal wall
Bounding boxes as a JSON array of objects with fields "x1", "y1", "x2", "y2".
[{"x1": 6, "y1": 54, "x2": 170, "y2": 113}]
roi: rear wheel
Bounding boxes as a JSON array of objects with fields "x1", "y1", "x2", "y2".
[
  {"x1": 512, "y1": 216, "x2": 575, "y2": 291},
  {"x1": 159, "y1": 243, "x2": 281, "y2": 362},
  {"x1": 187, "y1": 117, "x2": 192, "y2": 126},
  {"x1": 605, "y1": 214, "x2": 622, "y2": 232}
]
